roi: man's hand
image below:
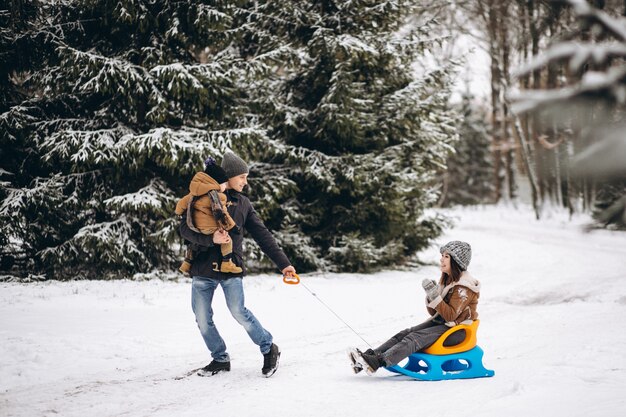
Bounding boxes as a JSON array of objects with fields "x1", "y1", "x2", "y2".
[
  {"x1": 282, "y1": 265, "x2": 297, "y2": 277},
  {"x1": 213, "y1": 230, "x2": 231, "y2": 244}
]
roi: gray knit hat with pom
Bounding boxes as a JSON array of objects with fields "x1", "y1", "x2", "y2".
[
  {"x1": 440, "y1": 241, "x2": 472, "y2": 271},
  {"x1": 221, "y1": 151, "x2": 249, "y2": 178}
]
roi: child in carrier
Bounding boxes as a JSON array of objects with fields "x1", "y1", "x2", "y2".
[{"x1": 175, "y1": 157, "x2": 242, "y2": 275}]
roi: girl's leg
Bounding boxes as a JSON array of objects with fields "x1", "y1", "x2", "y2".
[
  {"x1": 381, "y1": 324, "x2": 449, "y2": 366},
  {"x1": 374, "y1": 319, "x2": 441, "y2": 354},
  {"x1": 374, "y1": 329, "x2": 411, "y2": 354}
]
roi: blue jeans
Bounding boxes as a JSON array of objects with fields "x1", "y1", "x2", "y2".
[{"x1": 191, "y1": 276, "x2": 273, "y2": 362}]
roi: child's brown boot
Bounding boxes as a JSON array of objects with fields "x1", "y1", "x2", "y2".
[
  {"x1": 179, "y1": 259, "x2": 192, "y2": 275},
  {"x1": 179, "y1": 247, "x2": 194, "y2": 275},
  {"x1": 220, "y1": 259, "x2": 242, "y2": 274}
]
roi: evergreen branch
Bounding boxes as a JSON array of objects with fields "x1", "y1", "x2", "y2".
[
  {"x1": 568, "y1": 0, "x2": 626, "y2": 42},
  {"x1": 0, "y1": 174, "x2": 66, "y2": 223},
  {"x1": 233, "y1": 7, "x2": 307, "y2": 28},
  {"x1": 104, "y1": 178, "x2": 176, "y2": 216},
  {"x1": 511, "y1": 65, "x2": 626, "y2": 114},
  {"x1": 116, "y1": 126, "x2": 267, "y2": 173},
  {"x1": 40, "y1": 127, "x2": 132, "y2": 167},
  {"x1": 39, "y1": 216, "x2": 150, "y2": 271},
  {"x1": 514, "y1": 41, "x2": 626, "y2": 77}
]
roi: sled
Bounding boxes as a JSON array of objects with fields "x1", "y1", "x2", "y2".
[{"x1": 386, "y1": 319, "x2": 494, "y2": 381}]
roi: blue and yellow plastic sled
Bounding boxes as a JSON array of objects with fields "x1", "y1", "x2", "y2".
[{"x1": 385, "y1": 320, "x2": 494, "y2": 381}]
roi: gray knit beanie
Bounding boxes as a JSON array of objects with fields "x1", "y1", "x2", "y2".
[
  {"x1": 221, "y1": 151, "x2": 249, "y2": 178},
  {"x1": 439, "y1": 241, "x2": 472, "y2": 271}
]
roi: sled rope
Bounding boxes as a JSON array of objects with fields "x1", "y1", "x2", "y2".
[{"x1": 286, "y1": 274, "x2": 372, "y2": 348}]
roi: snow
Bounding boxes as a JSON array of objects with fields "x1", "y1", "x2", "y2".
[{"x1": 2, "y1": 205, "x2": 626, "y2": 417}]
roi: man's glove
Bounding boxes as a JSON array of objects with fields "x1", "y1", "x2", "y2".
[{"x1": 421, "y1": 279, "x2": 439, "y2": 301}]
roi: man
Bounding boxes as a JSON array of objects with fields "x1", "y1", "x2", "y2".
[{"x1": 179, "y1": 151, "x2": 297, "y2": 378}]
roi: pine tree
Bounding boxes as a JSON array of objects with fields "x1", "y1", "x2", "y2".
[
  {"x1": 1, "y1": 0, "x2": 55, "y2": 277},
  {"x1": 1, "y1": 0, "x2": 459, "y2": 279},
  {"x1": 1, "y1": 0, "x2": 268, "y2": 279},
  {"x1": 242, "y1": 1, "x2": 460, "y2": 271}
]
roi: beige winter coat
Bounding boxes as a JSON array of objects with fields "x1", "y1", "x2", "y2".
[{"x1": 426, "y1": 271, "x2": 480, "y2": 327}]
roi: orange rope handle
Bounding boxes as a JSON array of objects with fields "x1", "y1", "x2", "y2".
[{"x1": 282, "y1": 273, "x2": 300, "y2": 285}]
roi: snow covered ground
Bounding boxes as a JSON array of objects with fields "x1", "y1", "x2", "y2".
[{"x1": 2, "y1": 205, "x2": 626, "y2": 417}]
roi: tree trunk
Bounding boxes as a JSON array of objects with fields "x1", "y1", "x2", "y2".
[
  {"x1": 499, "y1": 2, "x2": 515, "y2": 201},
  {"x1": 488, "y1": 0, "x2": 504, "y2": 202},
  {"x1": 529, "y1": 0, "x2": 545, "y2": 207},
  {"x1": 516, "y1": 0, "x2": 531, "y2": 177},
  {"x1": 546, "y1": 19, "x2": 560, "y2": 206},
  {"x1": 512, "y1": 115, "x2": 541, "y2": 219},
  {"x1": 565, "y1": 139, "x2": 576, "y2": 215}
]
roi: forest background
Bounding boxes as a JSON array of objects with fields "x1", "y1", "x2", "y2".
[{"x1": 1, "y1": 0, "x2": 625, "y2": 281}]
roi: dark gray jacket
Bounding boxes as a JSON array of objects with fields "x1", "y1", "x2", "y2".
[{"x1": 178, "y1": 189, "x2": 291, "y2": 279}]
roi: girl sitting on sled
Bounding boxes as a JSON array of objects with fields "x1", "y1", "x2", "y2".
[{"x1": 349, "y1": 240, "x2": 481, "y2": 375}]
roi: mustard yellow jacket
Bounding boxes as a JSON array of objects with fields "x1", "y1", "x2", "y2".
[{"x1": 175, "y1": 172, "x2": 236, "y2": 233}]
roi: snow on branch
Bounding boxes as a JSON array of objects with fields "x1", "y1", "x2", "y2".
[
  {"x1": 104, "y1": 178, "x2": 176, "y2": 216},
  {"x1": 0, "y1": 174, "x2": 65, "y2": 220},
  {"x1": 0, "y1": 105, "x2": 39, "y2": 142},
  {"x1": 568, "y1": 0, "x2": 626, "y2": 42},
  {"x1": 258, "y1": 138, "x2": 344, "y2": 188},
  {"x1": 194, "y1": 4, "x2": 232, "y2": 27},
  {"x1": 40, "y1": 127, "x2": 132, "y2": 168},
  {"x1": 57, "y1": 46, "x2": 149, "y2": 96},
  {"x1": 116, "y1": 126, "x2": 268, "y2": 174},
  {"x1": 335, "y1": 34, "x2": 380, "y2": 57},
  {"x1": 514, "y1": 42, "x2": 626, "y2": 77},
  {"x1": 511, "y1": 66, "x2": 626, "y2": 114},
  {"x1": 151, "y1": 63, "x2": 204, "y2": 89},
  {"x1": 511, "y1": 0, "x2": 626, "y2": 114},
  {"x1": 384, "y1": 77, "x2": 438, "y2": 116},
  {"x1": 39, "y1": 217, "x2": 150, "y2": 270},
  {"x1": 245, "y1": 44, "x2": 300, "y2": 75},
  {"x1": 310, "y1": 28, "x2": 381, "y2": 63},
  {"x1": 55, "y1": 46, "x2": 174, "y2": 122}
]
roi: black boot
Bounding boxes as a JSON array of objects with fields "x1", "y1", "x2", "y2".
[
  {"x1": 262, "y1": 343, "x2": 281, "y2": 377},
  {"x1": 348, "y1": 348, "x2": 376, "y2": 374},
  {"x1": 357, "y1": 350, "x2": 385, "y2": 376},
  {"x1": 197, "y1": 360, "x2": 231, "y2": 377}
]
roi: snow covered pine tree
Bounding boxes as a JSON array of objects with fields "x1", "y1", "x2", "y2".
[
  {"x1": 1, "y1": 1, "x2": 275, "y2": 279},
  {"x1": 237, "y1": 1, "x2": 460, "y2": 272},
  {"x1": 1, "y1": 0, "x2": 459, "y2": 279}
]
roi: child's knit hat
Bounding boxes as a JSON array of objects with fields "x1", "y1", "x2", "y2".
[
  {"x1": 440, "y1": 241, "x2": 472, "y2": 271},
  {"x1": 204, "y1": 157, "x2": 229, "y2": 184},
  {"x1": 221, "y1": 151, "x2": 249, "y2": 178}
]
